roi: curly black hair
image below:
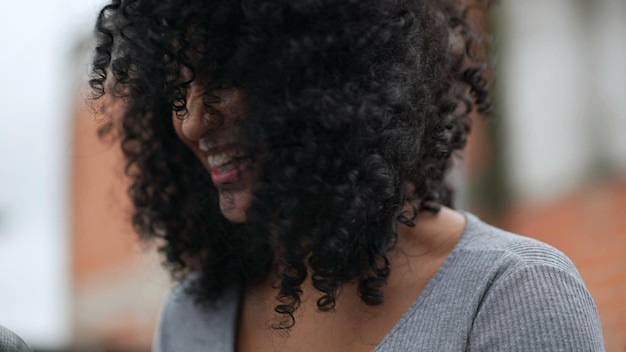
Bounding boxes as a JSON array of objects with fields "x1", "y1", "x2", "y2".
[{"x1": 90, "y1": 0, "x2": 492, "y2": 328}]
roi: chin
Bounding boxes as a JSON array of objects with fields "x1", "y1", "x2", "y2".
[
  {"x1": 221, "y1": 209, "x2": 247, "y2": 224},
  {"x1": 218, "y1": 188, "x2": 252, "y2": 224}
]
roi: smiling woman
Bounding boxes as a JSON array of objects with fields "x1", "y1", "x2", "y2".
[{"x1": 89, "y1": 0, "x2": 605, "y2": 351}]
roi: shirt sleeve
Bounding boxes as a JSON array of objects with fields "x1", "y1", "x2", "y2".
[
  {"x1": 153, "y1": 282, "x2": 209, "y2": 352},
  {"x1": 152, "y1": 277, "x2": 240, "y2": 352},
  {"x1": 467, "y1": 264, "x2": 605, "y2": 352}
]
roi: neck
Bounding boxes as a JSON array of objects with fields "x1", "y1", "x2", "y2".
[
  {"x1": 252, "y1": 205, "x2": 466, "y2": 298},
  {"x1": 393, "y1": 205, "x2": 466, "y2": 258}
]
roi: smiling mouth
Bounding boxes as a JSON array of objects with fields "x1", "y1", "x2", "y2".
[
  {"x1": 206, "y1": 149, "x2": 252, "y2": 186},
  {"x1": 207, "y1": 149, "x2": 248, "y2": 172}
]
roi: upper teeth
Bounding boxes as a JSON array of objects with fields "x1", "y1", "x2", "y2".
[{"x1": 207, "y1": 150, "x2": 245, "y2": 169}]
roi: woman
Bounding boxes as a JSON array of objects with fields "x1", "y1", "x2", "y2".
[{"x1": 90, "y1": 0, "x2": 605, "y2": 350}]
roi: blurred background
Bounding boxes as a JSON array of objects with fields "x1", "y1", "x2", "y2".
[{"x1": 0, "y1": 0, "x2": 624, "y2": 351}]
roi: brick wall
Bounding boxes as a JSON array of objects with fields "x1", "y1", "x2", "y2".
[{"x1": 71, "y1": 102, "x2": 169, "y2": 350}]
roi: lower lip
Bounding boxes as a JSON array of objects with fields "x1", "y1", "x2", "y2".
[{"x1": 210, "y1": 162, "x2": 248, "y2": 186}]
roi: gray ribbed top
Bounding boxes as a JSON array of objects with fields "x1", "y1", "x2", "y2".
[
  {"x1": 0, "y1": 325, "x2": 32, "y2": 352},
  {"x1": 154, "y1": 212, "x2": 605, "y2": 351}
]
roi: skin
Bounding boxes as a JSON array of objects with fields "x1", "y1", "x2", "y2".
[
  {"x1": 173, "y1": 81, "x2": 467, "y2": 351},
  {"x1": 172, "y1": 82, "x2": 256, "y2": 223}
]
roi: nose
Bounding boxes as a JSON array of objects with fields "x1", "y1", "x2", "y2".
[
  {"x1": 181, "y1": 111, "x2": 208, "y2": 141},
  {"x1": 180, "y1": 107, "x2": 222, "y2": 141}
]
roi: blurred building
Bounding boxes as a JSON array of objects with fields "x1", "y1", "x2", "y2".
[{"x1": 70, "y1": 101, "x2": 169, "y2": 351}]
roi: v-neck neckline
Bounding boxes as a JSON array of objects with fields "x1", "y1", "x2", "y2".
[
  {"x1": 371, "y1": 211, "x2": 473, "y2": 351},
  {"x1": 231, "y1": 211, "x2": 475, "y2": 352}
]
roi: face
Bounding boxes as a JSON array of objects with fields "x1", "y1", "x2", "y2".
[{"x1": 172, "y1": 82, "x2": 256, "y2": 223}]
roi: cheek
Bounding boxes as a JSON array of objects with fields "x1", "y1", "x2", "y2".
[
  {"x1": 172, "y1": 114, "x2": 194, "y2": 149},
  {"x1": 172, "y1": 114, "x2": 205, "y2": 164},
  {"x1": 172, "y1": 114, "x2": 184, "y2": 141}
]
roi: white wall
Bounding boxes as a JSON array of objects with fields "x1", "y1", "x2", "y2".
[
  {"x1": 590, "y1": 0, "x2": 626, "y2": 170},
  {"x1": 0, "y1": 0, "x2": 105, "y2": 348},
  {"x1": 497, "y1": 0, "x2": 626, "y2": 202}
]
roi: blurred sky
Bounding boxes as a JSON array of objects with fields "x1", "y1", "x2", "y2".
[{"x1": 0, "y1": 0, "x2": 106, "y2": 347}]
